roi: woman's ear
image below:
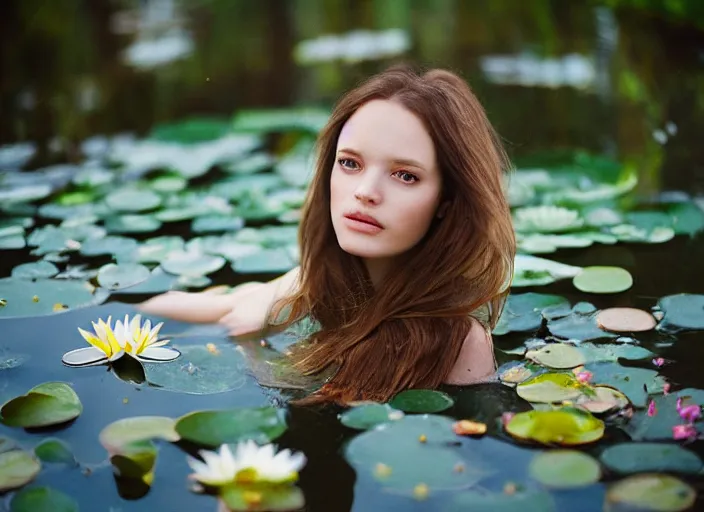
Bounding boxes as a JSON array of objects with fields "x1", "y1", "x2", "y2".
[{"x1": 437, "y1": 200, "x2": 450, "y2": 219}]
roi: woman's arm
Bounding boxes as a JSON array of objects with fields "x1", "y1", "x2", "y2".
[
  {"x1": 443, "y1": 317, "x2": 496, "y2": 385},
  {"x1": 137, "y1": 266, "x2": 300, "y2": 336}
]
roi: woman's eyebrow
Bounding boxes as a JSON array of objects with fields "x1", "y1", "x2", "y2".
[{"x1": 337, "y1": 148, "x2": 426, "y2": 170}]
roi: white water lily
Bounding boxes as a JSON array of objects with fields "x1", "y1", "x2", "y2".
[
  {"x1": 513, "y1": 205, "x2": 584, "y2": 233},
  {"x1": 187, "y1": 440, "x2": 306, "y2": 487},
  {"x1": 62, "y1": 314, "x2": 180, "y2": 367}
]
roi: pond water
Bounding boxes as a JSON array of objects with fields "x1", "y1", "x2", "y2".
[{"x1": 2, "y1": 1, "x2": 704, "y2": 511}]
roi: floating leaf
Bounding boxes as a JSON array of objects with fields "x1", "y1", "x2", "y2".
[
  {"x1": 505, "y1": 407, "x2": 605, "y2": 445},
  {"x1": 546, "y1": 304, "x2": 617, "y2": 342},
  {"x1": 339, "y1": 404, "x2": 404, "y2": 430},
  {"x1": 232, "y1": 108, "x2": 330, "y2": 134},
  {"x1": 389, "y1": 389, "x2": 454, "y2": 413},
  {"x1": 525, "y1": 344, "x2": 586, "y2": 369},
  {"x1": 600, "y1": 443, "x2": 702, "y2": 475},
  {"x1": 192, "y1": 215, "x2": 245, "y2": 234},
  {"x1": 0, "y1": 450, "x2": 41, "y2": 492},
  {"x1": 528, "y1": 450, "x2": 601, "y2": 488},
  {"x1": 576, "y1": 385, "x2": 630, "y2": 414},
  {"x1": 162, "y1": 251, "x2": 226, "y2": 277},
  {"x1": 449, "y1": 486, "x2": 556, "y2": 512},
  {"x1": 175, "y1": 407, "x2": 287, "y2": 447},
  {"x1": 493, "y1": 293, "x2": 569, "y2": 336},
  {"x1": 100, "y1": 416, "x2": 179, "y2": 456},
  {"x1": 97, "y1": 262, "x2": 151, "y2": 290},
  {"x1": 596, "y1": 307, "x2": 656, "y2": 332},
  {"x1": 233, "y1": 248, "x2": 295, "y2": 274},
  {"x1": 0, "y1": 235, "x2": 26, "y2": 250},
  {"x1": 516, "y1": 373, "x2": 584, "y2": 403},
  {"x1": 586, "y1": 362, "x2": 665, "y2": 408},
  {"x1": 578, "y1": 343, "x2": 654, "y2": 364},
  {"x1": 105, "y1": 188, "x2": 162, "y2": 212},
  {"x1": 34, "y1": 438, "x2": 75, "y2": 465},
  {"x1": 80, "y1": 236, "x2": 138, "y2": 257},
  {"x1": 667, "y1": 200, "x2": 704, "y2": 236},
  {"x1": 0, "y1": 278, "x2": 108, "y2": 318},
  {"x1": 344, "y1": 414, "x2": 482, "y2": 491},
  {"x1": 513, "y1": 206, "x2": 584, "y2": 233},
  {"x1": 110, "y1": 266, "x2": 182, "y2": 295},
  {"x1": 656, "y1": 293, "x2": 704, "y2": 332},
  {"x1": 219, "y1": 484, "x2": 305, "y2": 512},
  {"x1": 605, "y1": 474, "x2": 695, "y2": 512},
  {"x1": 109, "y1": 439, "x2": 158, "y2": 485},
  {"x1": 9, "y1": 485, "x2": 78, "y2": 512},
  {"x1": 104, "y1": 214, "x2": 162, "y2": 234},
  {"x1": 573, "y1": 266, "x2": 633, "y2": 294},
  {"x1": 143, "y1": 343, "x2": 248, "y2": 395},
  {"x1": 623, "y1": 388, "x2": 704, "y2": 440},
  {"x1": 11, "y1": 261, "x2": 59, "y2": 279},
  {"x1": 512, "y1": 255, "x2": 582, "y2": 287},
  {"x1": 1, "y1": 382, "x2": 83, "y2": 428}
]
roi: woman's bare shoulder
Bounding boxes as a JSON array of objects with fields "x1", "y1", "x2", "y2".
[{"x1": 443, "y1": 316, "x2": 496, "y2": 385}]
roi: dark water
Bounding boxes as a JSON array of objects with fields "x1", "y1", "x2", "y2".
[{"x1": 3, "y1": 1, "x2": 704, "y2": 511}]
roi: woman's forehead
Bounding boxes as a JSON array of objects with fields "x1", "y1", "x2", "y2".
[{"x1": 337, "y1": 100, "x2": 436, "y2": 169}]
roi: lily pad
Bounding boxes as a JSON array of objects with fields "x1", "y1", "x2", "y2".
[
  {"x1": 667, "y1": 200, "x2": 704, "y2": 236},
  {"x1": 623, "y1": 388, "x2": 704, "y2": 440},
  {"x1": 505, "y1": 407, "x2": 605, "y2": 445},
  {"x1": 525, "y1": 344, "x2": 586, "y2": 369},
  {"x1": 80, "y1": 236, "x2": 139, "y2": 257},
  {"x1": 0, "y1": 278, "x2": 109, "y2": 318},
  {"x1": 109, "y1": 439, "x2": 158, "y2": 485},
  {"x1": 104, "y1": 214, "x2": 162, "y2": 234},
  {"x1": 528, "y1": 450, "x2": 601, "y2": 488},
  {"x1": 596, "y1": 307, "x2": 657, "y2": 332},
  {"x1": 220, "y1": 484, "x2": 305, "y2": 512},
  {"x1": 135, "y1": 235, "x2": 185, "y2": 263},
  {"x1": 576, "y1": 385, "x2": 630, "y2": 414},
  {"x1": 600, "y1": 443, "x2": 702, "y2": 475},
  {"x1": 110, "y1": 266, "x2": 182, "y2": 295},
  {"x1": 232, "y1": 248, "x2": 295, "y2": 274},
  {"x1": 586, "y1": 362, "x2": 666, "y2": 408},
  {"x1": 34, "y1": 438, "x2": 75, "y2": 465},
  {"x1": 175, "y1": 406, "x2": 287, "y2": 447},
  {"x1": 546, "y1": 304, "x2": 617, "y2": 342},
  {"x1": 10, "y1": 261, "x2": 59, "y2": 279},
  {"x1": 656, "y1": 294, "x2": 704, "y2": 332},
  {"x1": 143, "y1": 343, "x2": 248, "y2": 394},
  {"x1": 0, "y1": 450, "x2": 41, "y2": 492},
  {"x1": 192, "y1": 215, "x2": 245, "y2": 234},
  {"x1": 578, "y1": 343, "x2": 654, "y2": 363},
  {"x1": 513, "y1": 206, "x2": 584, "y2": 233},
  {"x1": 516, "y1": 373, "x2": 584, "y2": 403},
  {"x1": 449, "y1": 486, "x2": 556, "y2": 512},
  {"x1": 339, "y1": 404, "x2": 404, "y2": 430},
  {"x1": 512, "y1": 255, "x2": 582, "y2": 287},
  {"x1": 97, "y1": 262, "x2": 151, "y2": 290},
  {"x1": 0, "y1": 235, "x2": 26, "y2": 250},
  {"x1": 344, "y1": 414, "x2": 482, "y2": 492},
  {"x1": 100, "y1": 416, "x2": 179, "y2": 455},
  {"x1": 605, "y1": 474, "x2": 695, "y2": 512},
  {"x1": 162, "y1": 251, "x2": 226, "y2": 277},
  {"x1": 389, "y1": 389, "x2": 454, "y2": 413},
  {"x1": 573, "y1": 266, "x2": 633, "y2": 294},
  {"x1": 1, "y1": 382, "x2": 83, "y2": 428},
  {"x1": 105, "y1": 188, "x2": 162, "y2": 212},
  {"x1": 10, "y1": 486, "x2": 78, "y2": 512},
  {"x1": 493, "y1": 293, "x2": 569, "y2": 336}
]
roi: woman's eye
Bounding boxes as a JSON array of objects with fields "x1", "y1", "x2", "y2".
[
  {"x1": 394, "y1": 171, "x2": 419, "y2": 184},
  {"x1": 338, "y1": 158, "x2": 359, "y2": 170}
]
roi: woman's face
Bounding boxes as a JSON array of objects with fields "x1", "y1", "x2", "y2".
[{"x1": 330, "y1": 99, "x2": 444, "y2": 265}]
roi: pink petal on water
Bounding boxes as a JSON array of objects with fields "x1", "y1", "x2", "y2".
[
  {"x1": 663, "y1": 383, "x2": 671, "y2": 395},
  {"x1": 576, "y1": 371, "x2": 593, "y2": 384},
  {"x1": 678, "y1": 404, "x2": 702, "y2": 423},
  {"x1": 673, "y1": 424, "x2": 698, "y2": 441},
  {"x1": 647, "y1": 399, "x2": 657, "y2": 417},
  {"x1": 652, "y1": 357, "x2": 665, "y2": 367},
  {"x1": 501, "y1": 412, "x2": 515, "y2": 429}
]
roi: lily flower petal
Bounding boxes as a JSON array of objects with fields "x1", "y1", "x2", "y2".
[{"x1": 62, "y1": 347, "x2": 109, "y2": 367}]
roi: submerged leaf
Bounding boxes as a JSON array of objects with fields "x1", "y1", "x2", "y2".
[
  {"x1": 600, "y1": 443, "x2": 702, "y2": 475},
  {"x1": 0, "y1": 450, "x2": 41, "y2": 492},
  {"x1": 528, "y1": 450, "x2": 601, "y2": 488},
  {"x1": 606, "y1": 474, "x2": 695, "y2": 512},
  {"x1": 9, "y1": 485, "x2": 78, "y2": 512}
]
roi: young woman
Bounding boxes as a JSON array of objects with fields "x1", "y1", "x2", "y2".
[{"x1": 139, "y1": 65, "x2": 515, "y2": 404}]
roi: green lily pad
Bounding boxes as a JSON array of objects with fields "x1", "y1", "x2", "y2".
[
  {"x1": 610, "y1": 224, "x2": 675, "y2": 244},
  {"x1": 493, "y1": 293, "x2": 569, "y2": 336},
  {"x1": 10, "y1": 486, "x2": 78, "y2": 512},
  {"x1": 149, "y1": 117, "x2": 232, "y2": 143},
  {"x1": 449, "y1": 486, "x2": 556, "y2": 512},
  {"x1": 0, "y1": 278, "x2": 109, "y2": 318},
  {"x1": 0, "y1": 450, "x2": 41, "y2": 492},
  {"x1": 667, "y1": 200, "x2": 704, "y2": 236},
  {"x1": 505, "y1": 407, "x2": 605, "y2": 445},
  {"x1": 149, "y1": 174, "x2": 187, "y2": 193},
  {"x1": 100, "y1": 416, "x2": 179, "y2": 455},
  {"x1": 586, "y1": 362, "x2": 666, "y2": 408},
  {"x1": 339, "y1": 404, "x2": 404, "y2": 430},
  {"x1": 344, "y1": 414, "x2": 483, "y2": 492},
  {"x1": 232, "y1": 108, "x2": 330, "y2": 133},
  {"x1": 1, "y1": 382, "x2": 83, "y2": 428},
  {"x1": 516, "y1": 373, "x2": 584, "y2": 403},
  {"x1": 546, "y1": 304, "x2": 617, "y2": 342},
  {"x1": 578, "y1": 342, "x2": 654, "y2": 363},
  {"x1": 192, "y1": 215, "x2": 245, "y2": 234},
  {"x1": 233, "y1": 248, "x2": 296, "y2": 274},
  {"x1": 605, "y1": 474, "x2": 695, "y2": 512},
  {"x1": 34, "y1": 438, "x2": 75, "y2": 465},
  {"x1": 0, "y1": 184, "x2": 52, "y2": 204},
  {"x1": 389, "y1": 389, "x2": 454, "y2": 413},
  {"x1": 0, "y1": 235, "x2": 26, "y2": 250},
  {"x1": 162, "y1": 251, "x2": 226, "y2": 277},
  {"x1": 96, "y1": 262, "x2": 151, "y2": 290},
  {"x1": 513, "y1": 206, "x2": 584, "y2": 233},
  {"x1": 220, "y1": 484, "x2": 305, "y2": 512},
  {"x1": 109, "y1": 266, "x2": 182, "y2": 295},
  {"x1": 223, "y1": 152, "x2": 275, "y2": 174},
  {"x1": 512, "y1": 255, "x2": 582, "y2": 287},
  {"x1": 623, "y1": 388, "x2": 704, "y2": 440},
  {"x1": 135, "y1": 236, "x2": 185, "y2": 263},
  {"x1": 105, "y1": 188, "x2": 162, "y2": 212},
  {"x1": 573, "y1": 266, "x2": 633, "y2": 294},
  {"x1": 104, "y1": 214, "x2": 162, "y2": 234},
  {"x1": 529, "y1": 450, "x2": 601, "y2": 488},
  {"x1": 143, "y1": 343, "x2": 248, "y2": 395},
  {"x1": 656, "y1": 294, "x2": 704, "y2": 332},
  {"x1": 575, "y1": 385, "x2": 630, "y2": 414},
  {"x1": 600, "y1": 443, "x2": 703, "y2": 475},
  {"x1": 525, "y1": 344, "x2": 586, "y2": 369},
  {"x1": 11, "y1": 261, "x2": 59, "y2": 279},
  {"x1": 175, "y1": 406, "x2": 287, "y2": 447},
  {"x1": 79, "y1": 235, "x2": 139, "y2": 257},
  {"x1": 109, "y1": 439, "x2": 158, "y2": 485}
]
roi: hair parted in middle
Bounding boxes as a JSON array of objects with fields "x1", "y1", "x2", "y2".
[{"x1": 268, "y1": 64, "x2": 516, "y2": 404}]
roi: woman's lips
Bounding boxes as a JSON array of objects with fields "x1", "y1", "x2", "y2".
[{"x1": 343, "y1": 214, "x2": 384, "y2": 234}]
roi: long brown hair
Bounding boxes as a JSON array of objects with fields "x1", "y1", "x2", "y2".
[{"x1": 270, "y1": 64, "x2": 515, "y2": 404}]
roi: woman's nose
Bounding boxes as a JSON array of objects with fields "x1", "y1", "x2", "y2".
[{"x1": 354, "y1": 174, "x2": 382, "y2": 205}]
